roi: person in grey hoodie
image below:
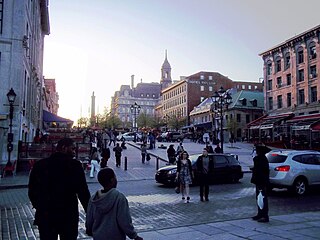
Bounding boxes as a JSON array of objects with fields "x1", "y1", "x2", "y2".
[{"x1": 85, "y1": 168, "x2": 143, "y2": 240}]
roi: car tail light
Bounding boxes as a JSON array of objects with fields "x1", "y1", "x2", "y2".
[{"x1": 275, "y1": 165, "x2": 290, "y2": 172}]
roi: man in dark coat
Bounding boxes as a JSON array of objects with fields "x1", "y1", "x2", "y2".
[
  {"x1": 28, "y1": 138, "x2": 91, "y2": 240},
  {"x1": 196, "y1": 148, "x2": 214, "y2": 201},
  {"x1": 113, "y1": 143, "x2": 123, "y2": 167},
  {"x1": 250, "y1": 144, "x2": 271, "y2": 223}
]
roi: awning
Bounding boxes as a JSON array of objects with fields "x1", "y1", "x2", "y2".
[
  {"x1": 43, "y1": 110, "x2": 74, "y2": 124},
  {"x1": 260, "y1": 124, "x2": 274, "y2": 130},
  {"x1": 194, "y1": 122, "x2": 212, "y2": 129},
  {"x1": 288, "y1": 113, "x2": 320, "y2": 131}
]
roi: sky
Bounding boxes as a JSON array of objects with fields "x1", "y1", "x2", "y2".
[{"x1": 43, "y1": 0, "x2": 320, "y2": 123}]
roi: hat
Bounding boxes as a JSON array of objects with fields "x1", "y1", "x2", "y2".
[{"x1": 255, "y1": 144, "x2": 271, "y2": 154}]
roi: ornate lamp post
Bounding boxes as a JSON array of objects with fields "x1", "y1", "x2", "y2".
[
  {"x1": 6, "y1": 88, "x2": 17, "y2": 167},
  {"x1": 211, "y1": 86, "x2": 232, "y2": 153},
  {"x1": 130, "y1": 102, "x2": 141, "y2": 142}
]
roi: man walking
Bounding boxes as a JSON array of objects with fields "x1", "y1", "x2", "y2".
[
  {"x1": 113, "y1": 143, "x2": 123, "y2": 167},
  {"x1": 28, "y1": 138, "x2": 90, "y2": 240},
  {"x1": 196, "y1": 148, "x2": 214, "y2": 201}
]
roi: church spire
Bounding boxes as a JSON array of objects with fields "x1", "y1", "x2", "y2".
[{"x1": 160, "y1": 50, "x2": 172, "y2": 90}]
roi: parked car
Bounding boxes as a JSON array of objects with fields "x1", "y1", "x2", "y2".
[
  {"x1": 116, "y1": 132, "x2": 142, "y2": 141},
  {"x1": 267, "y1": 150, "x2": 320, "y2": 195},
  {"x1": 155, "y1": 153, "x2": 243, "y2": 186},
  {"x1": 157, "y1": 131, "x2": 184, "y2": 142}
]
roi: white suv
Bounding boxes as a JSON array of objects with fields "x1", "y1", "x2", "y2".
[{"x1": 267, "y1": 150, "x2": 320, "y2": 195}]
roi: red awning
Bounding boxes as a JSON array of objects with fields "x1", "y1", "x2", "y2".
[
  {"x1": 311, "y1": 122, "x2": 320, "y2": 131},
  {"x1": 287, "y1": 113, "x2": 320, "y2": 123}
]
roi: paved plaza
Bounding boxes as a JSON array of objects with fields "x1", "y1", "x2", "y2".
[{"x1": 1, "y1": 140, "x2": 320, "y2": 239}]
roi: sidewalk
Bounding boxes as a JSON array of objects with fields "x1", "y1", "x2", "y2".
[{"x1": 1, "y1": 140, "x2": 320, "y2": 239}]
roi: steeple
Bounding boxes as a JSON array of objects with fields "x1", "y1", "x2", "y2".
[{"x1": 160, "y1": 50, "x2": 172, "y2": 90}]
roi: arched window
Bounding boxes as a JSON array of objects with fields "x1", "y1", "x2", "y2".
[
  {"x1": 284, "y1": 52, "x2": 290, "y2": 69},
  {"x1": 297, "y1": 46, "x2": 304, "y2": 64},
  {"x1": 309, "y1": 42, "x2": 317, "y2": 60}
]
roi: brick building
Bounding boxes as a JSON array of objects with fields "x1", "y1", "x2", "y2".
[{"x1": 249, "y1": 24, "x2": 320, "y2": 149}]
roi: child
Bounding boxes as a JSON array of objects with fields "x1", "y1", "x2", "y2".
[{"x1": 86, "y1": 168, "x2": 143, "y2": 240}]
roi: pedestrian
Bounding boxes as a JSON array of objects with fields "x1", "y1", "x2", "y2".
[
  {"x1": 28, "y1": 138, "x2": 90, "y2": 240},
  {"x1": 109, "y1": 130, "x2": 116, "y2": 146},
  {"x1": 141, "y1": 144, "x2": 147, "y2": 164},
  {"x1": 176, "y1": 142, "x2": 184, "y2": 156},
  {"x1": 86, "y1": 168, "x2": 143, "y2": 240},
  {"x1": 113, "y1": 143, "x2": 122, "y2": 167},
  {"x1": 90, "y1": 147, "x2": 100, "y2": 178},
  {"x1": 250, "y1": 144, "x2": 271, "y2": 223},
  {"x1": 214, "y1": 143, "x2": 222, "y2": 153},
  {"x1": 102, "y1": 130, "x2": 110, "y2": 149},
  {"x1": 202, "y1": 132, "x2": 210, "y2": 145},
  {"x1": 167, "y1": 144, "x2": 176, "y2": 165},
  {"x1": 176, "y1": 151, "x2": 193, "y2": 203},
  {"x1": 206, "y1": 144, "x2": 214, "y2": 153},
  {"x1": 121, "y1": 140, "x2": 127, "y2": 149},
  {"x1": 196, "y1": 148, "x2": 214, "y2": 201},
  {"x1": 100, "y1": 147, "x2": 110, "y2": 168}
]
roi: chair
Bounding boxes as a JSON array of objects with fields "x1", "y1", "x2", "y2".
[{"x1": 2, "y1": 160, "x2": 17, "y2": 177}]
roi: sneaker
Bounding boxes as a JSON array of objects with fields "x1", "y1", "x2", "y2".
[
  {"x1": 200, "y1": 197, "x2": 204, "y2": 202},
  {"x1": 182, "y1": 197, "x2": 185, "y2": 200},
  {"x1": 187, "y1": 197, "x2": 190, "y2": 203}
]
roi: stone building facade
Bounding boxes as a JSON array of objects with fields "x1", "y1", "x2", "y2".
[{"x1": 0, "y1": 0, "x2": 50, "y2": 164}]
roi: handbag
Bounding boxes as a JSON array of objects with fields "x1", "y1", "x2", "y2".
[
  {"x1": 174, "y1": 177, "x2": 180, "y2": 194},
  {"x1": 257, "y1": 190, "x2": 264, "y2": 209}
]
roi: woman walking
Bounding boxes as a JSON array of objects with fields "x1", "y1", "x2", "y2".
[{"x1": 176, "y1": 151, "x2": 193, "y2": 203}]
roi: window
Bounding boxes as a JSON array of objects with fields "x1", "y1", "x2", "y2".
[
  {"x1": 240, "y1": 98, "x2": 247, "y2": 106},
  {"x1": 277, "y1": 95, "x2": 283, "y2": 109},
  {"x1": 267, "y1": 80, "x2": 272, "y2": 90},
  {"x1": 200, "y1": 85, "x2": 204, "y2": 91},
  {"x1": 298, "y1": 69, "x2": 304, "y2": 82},
  {"x1": 209, "y1": 76, "x2": 213, "y2": 80},
  {"x1": 250, "y1": 99, "x2": 257, "y2": 107},
  {"x1": 242, "y1": 85, "x2": 245, "y2": 89},
  {"x1": 200, "y1": 75, "x2": 204, "y2": 80},
  {"x1": 285, "y1": 53, "x2": 290, "y2": 69},
  {"x1": 311, "y1": 86, "x2": 317, "y2": 102},
  {"x1": 246, "y1": 114, "x2": 250, "y2": 123},
  {"x1": 268, "y1": 97, "x2": 273, "y2": 110},
  {"x1": 214, "y1": 156, "x2": 228, "y2": 167},
  {"x1": 248, "y1": 85, "x2": 251, "y2": 90},
  {"x1": 298, "y1": 49, "x2": 304, "y2": 64},
  {"x1": 298, "y1": 89, "x2": 305, "y2": 105},
  {"x1": 276, "y1": 77, "x2": 282, "y2": 87},
  {"x1": 310, "y1": 65, "x2": 317, "y2": 78},
  {"x1": 276, "y1": 58, "x2": 281, "y2": 72},
  {"x1": 287, "y1": 93, "x2": 292, "y2": 107},
  {"x1": 0, "y1": 0, "x2": 3, "y2": 34},
  {"x1": 236, "y1": 114, "x2": 241, "y2": 123},
  {"x1": 286, "y1": 74, "x2": 291, "y2": 86},
  {"x1": 209, "y1": 86, "x2": 213, "y2": 91},
  {"x1": 309, "y1": 45, "x2": 317, "y2": 60},
  {"x1": 267, "y1": 62, "x2": 272, "y2": 75}
]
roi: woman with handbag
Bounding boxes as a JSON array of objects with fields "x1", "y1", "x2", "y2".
[{"x1": 176, "y1": 151, "x2": 193, "y2": 203}]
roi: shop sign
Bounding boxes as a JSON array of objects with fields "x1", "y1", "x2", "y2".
[
  {"x1": 260, "y1": 124, "x2": 273, "y2": 129},
  {"x1": 292, "y1": 125, "x2": 310, "y2": 130}
]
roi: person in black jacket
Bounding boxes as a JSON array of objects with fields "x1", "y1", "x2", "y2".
[
  {"x1": 196, "y1": 148, "x2": 214, "y2": 201},
  {"x1": 250, "y1": 144, "x2": 271, "y2": 223},
  {"x1": 28, "y1": 138, "x2": 90, "y2": 240},
  {"x1": 113, "y1": 143, "x2": 123, "y2": 167},
  {"x1": 167, "y1": 144, "x2": 176, "y2": 165}
]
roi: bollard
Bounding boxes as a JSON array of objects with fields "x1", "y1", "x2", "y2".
[
  {"x1": 124, "y1": 156, "x2": 127, "y2": 171},
  {"x1": 156, "y1": 157, "x2": 159, "y2": 170}
]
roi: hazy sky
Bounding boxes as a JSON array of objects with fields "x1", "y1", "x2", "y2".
[{"x1": 43, "y1": 0, "x2": 320, "y2": 122}]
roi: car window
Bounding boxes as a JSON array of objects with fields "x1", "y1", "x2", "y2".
[
  {"x1": 214, "y1": 155, "x2": 228, "y2": 167},
  {"x1": 294, "y1": 154, "x2": 320, "y2": 165},
  {"x1": 266, "y1": 153, "x2": 287, "y2": 163},
  {"x1": 226, "y1": 155, "x2": 238, "y2": 164}
]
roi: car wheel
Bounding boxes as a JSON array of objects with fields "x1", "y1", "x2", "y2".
[{"x1": 291, "y1": 178, "x2": 307, "y2": 196}]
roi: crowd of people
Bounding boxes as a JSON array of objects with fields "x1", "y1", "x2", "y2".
[{"x1": 27, "y1": 128, "x2": 271, "y2": 239}]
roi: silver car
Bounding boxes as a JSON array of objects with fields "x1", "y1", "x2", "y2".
[{"x1": 267, "y1": 150, "x2": 320, "y2": 195}]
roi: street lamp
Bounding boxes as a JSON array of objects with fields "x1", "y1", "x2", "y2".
[
  {"x1": 211, "y1": 86, "x2": 232, "y2": 153},
  {"x1": 130, "y1": 102, "x2": 141, "y2": 142},
  {"x1": 6, "y1": 88, "x2": 17, "y2": 167}
]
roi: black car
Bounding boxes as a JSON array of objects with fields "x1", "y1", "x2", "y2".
[{"x1": 155, "y1": 153, "x2": 243, "y2": 186}]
